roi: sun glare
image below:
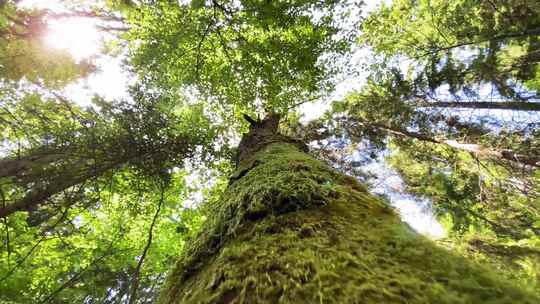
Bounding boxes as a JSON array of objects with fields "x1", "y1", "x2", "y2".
[
  {"x1": 19, "y1": 0, "x2": 65, "y2": 11},
  {"x1": 18, "y1": 0, "x2": 104, "y2": 60},
  {"x1": 44, "y1": 18, "x2": 102, "y2": 61},
  {"x1": 20, "y1": 0, "x2": 131, "y2": 106}
]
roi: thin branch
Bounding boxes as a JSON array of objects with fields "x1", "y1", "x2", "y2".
[
  {"x1": 1, "y1": 187, "x2": 10, "y2": 269},
  {"x1": 347, "y1": 118, "x2": 540, "y2": 168},
  {"x1": 128, "y1": 184, "x2": 166, "y2": 304},
  {"x1": 414, "y1": 99, "x2": 540, "y2": 111},
  {"x1": 47, "y1": 10, "x2": 125, "y2": 23},
  {"x1": 287, "y1": 96, "x2": 322, "y2": 110},
  {"x1": 96, "y1": 25, "x2": 131, "y2": 32},
  {"x1": 212, "y1": 0, "x2": 235, "y2": 15},
  {"x1": 195, "y1": 21, "x2": 214, "y2": 81}
]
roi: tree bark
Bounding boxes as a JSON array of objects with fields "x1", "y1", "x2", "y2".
[
  {"x1": 0, "y1": 132, "x2": 193, "y2": 217},
  {"x1": 160, "y1": 115, "x2": 537, "y2": 303},
  {"x1": 0, "y1": 152, "x2": 129, "y2": 218}
]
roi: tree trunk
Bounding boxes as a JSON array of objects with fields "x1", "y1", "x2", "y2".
[
  {"x1": 352, "y1": 119, "x2": 540, "y2": 168},
  {"x1": 416, "y1": 100, "x2": 540, "y2": 111},
  {"x1": 160, "y1": 115, "x2": 537, "y2": 303},
  {"x1": 0, "y1": 156, "x2": 123, "y2": 218}
]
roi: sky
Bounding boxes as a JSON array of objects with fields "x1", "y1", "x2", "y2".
[
  {"x1": 18, "y1": 0, "x2": 448, "y2": 238},
  {"x1": 361, "y1": 156, "x2": 446, "y2": 238},
  {"x1": 300, "y1": 0, "x2": 390, "y2": 121}
]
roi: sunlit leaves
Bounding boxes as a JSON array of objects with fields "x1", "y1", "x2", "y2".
[
  {"x1": 0, "y1": 81, "x2": 222, "y2": 302},
  {"x1": 125, "y1": 0, "x2": 351, "y2": 113}
]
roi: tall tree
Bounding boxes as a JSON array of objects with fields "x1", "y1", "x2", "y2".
[
  {"x1": 0, "y1": 88, "x2": 218, "y2": 218},
  {"x1": 160, "y1": 114, "x2": 537, "y2": 303},
  {"x1": 1, "y1": 0, "x2": 539, "y2": 302}
]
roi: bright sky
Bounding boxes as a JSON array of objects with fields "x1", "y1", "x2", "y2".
[
  {"x1": 362, "y1": 158, "x2": 446, "y2": 238},
  {"x1": 41, "y1": 14, "x2": 131, "y2": 106},
  {"x1": 44, "y1": 17, "x2": 102, "y2": 61},
  {"x1": 20, "y1": 0, "x2": 102, "y2": 61},
  {"x1": 20, "y1": 0, "x2": 130, "y2": 106}
]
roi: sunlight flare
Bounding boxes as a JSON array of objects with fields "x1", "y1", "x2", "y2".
[{"x1": 44, "y1": 17, "x2": 102, "y2": 61}]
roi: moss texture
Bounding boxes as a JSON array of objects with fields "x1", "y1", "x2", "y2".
[{"x1": 161, "y1": 141, "x2": 538, "y2": 303}]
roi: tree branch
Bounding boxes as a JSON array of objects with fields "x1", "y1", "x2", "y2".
[
  {"x1": 349, "y1": 118, "x2": 539, "y2": 168},
  {"x1": 414, "y1": 99, "x2": 540, "y2": 111},
  {"x1": 128, "y1": 184, "x2": 166, "y2": 304}
]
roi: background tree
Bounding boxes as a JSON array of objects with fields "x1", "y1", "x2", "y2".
[
  {"x1": 314, "y1": 0, "x2": 540, "y2": 293},
  {"x1": 360, "y1": 0, "x2": 540, "y2": 101}
]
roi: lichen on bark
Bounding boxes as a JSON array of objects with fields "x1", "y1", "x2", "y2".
[{"x1": 160, "y1": 116, "x2": 538, "y2": 304}]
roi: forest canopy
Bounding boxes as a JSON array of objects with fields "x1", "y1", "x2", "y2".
[{"x1": 0, "y1": 0, "x2": 539, "y2": 303}]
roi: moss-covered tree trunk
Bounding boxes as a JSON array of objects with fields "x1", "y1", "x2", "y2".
[{"x1": 161, "y1": 115, "x2": 537, "y2": 303}]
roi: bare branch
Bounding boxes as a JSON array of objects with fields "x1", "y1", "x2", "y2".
[
  {"x1": 415, "y1": 99, "x2": 540, "y2": 112},
  {"x1": 348, "y1": 118, "x2": 540, "y2": 168}
]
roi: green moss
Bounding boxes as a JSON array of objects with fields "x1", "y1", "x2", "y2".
[{"x1": 161, "y1": 142, "x2": 538, "y2": 303}]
